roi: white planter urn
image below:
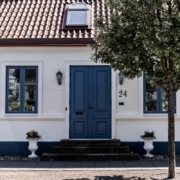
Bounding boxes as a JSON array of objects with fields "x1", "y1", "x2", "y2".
[
  {"x1": 27, "y1": 138, "x2": 40, "y2": 158},
  {"x1": 141, "y1": 137, "x2": 156, "y2": 158}
]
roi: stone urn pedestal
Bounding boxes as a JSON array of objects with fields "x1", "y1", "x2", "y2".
[
  {"x1": 141, "y1": 137, "x2": 156, "y2": 158},
  {"x1": 27, "y1": 138, "x2": 40, "y2": 158}
]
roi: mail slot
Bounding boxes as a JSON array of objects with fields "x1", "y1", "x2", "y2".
[{"x1": 75, "y1": 112, "x2": 83, "y2": 115}]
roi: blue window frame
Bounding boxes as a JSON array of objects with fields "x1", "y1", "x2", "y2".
[
  {"x1": 6, "y1": 66, "x2": 38, "y2": 113},
  {"x1": 144, "y1": 74, "x2": 176, "y2": 113}
]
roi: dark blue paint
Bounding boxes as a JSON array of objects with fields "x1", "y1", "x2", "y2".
[
  {"x1": 1, "y1": 141, "x2": 180, "y2": 155},
  {"x1": 70, "y1": 66, "x2": 111, "y2": 139},
  {"x1": 0, "y1": 142, "x2": 59, "y2": 156},
  {"x1": 122, "y1": 141, "x2": 180, "y2": 155}
]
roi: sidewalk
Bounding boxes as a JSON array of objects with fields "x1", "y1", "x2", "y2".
[
  {"x1": 0, "y1": 159, "x2": 180, "y2": 170},
  {"x1": 1, "y1": 160, "x2": 180, "y2": 180}
]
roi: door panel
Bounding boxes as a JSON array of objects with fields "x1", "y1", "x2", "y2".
[
  {"x1": 70, "y1": 67, "x2": 88, "y2": 119},
  {"x1": 92, "y1": 119, "x2": 110, "y2": 138},
  {"x1": 70, "y1": 66, "x2": 111, "y2": 139},
  {"x1": 92, "y1": 67, "x2": 111, "y2": 119},
  {"x1": 71, "y1": 119, "x2": 88, "y2": 137}
]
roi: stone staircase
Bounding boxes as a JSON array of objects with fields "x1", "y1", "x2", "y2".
[{"x1": 41, "y1": 139, "x2": 140, "y2": 161}]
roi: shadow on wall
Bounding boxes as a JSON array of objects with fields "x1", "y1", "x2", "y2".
[{"x1": 63, "y1": 176, "x2": 146, "y2": 180}]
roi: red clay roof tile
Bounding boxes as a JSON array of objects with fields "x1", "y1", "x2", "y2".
[{"x1": 0, "y1": 0, "x2": 106, "y2": 44}]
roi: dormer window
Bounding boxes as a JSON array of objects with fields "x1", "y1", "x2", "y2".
[{"x1": 66, "y1": 3, "x2": 88, "y2": 26}]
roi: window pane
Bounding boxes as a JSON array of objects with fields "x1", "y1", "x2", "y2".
[
  {"x1": 8, "y1": 68, "x2": 21, "y2": 102},
  {"x1": 8, "y1": 101, "x2": 20, "y2": 111},
  {"x1": 161, "y1": 90, "x2": 167, "y2": 101},
  {"x1": 24, "y1": 68, "x2": 37, "y2": 112},
  {"x1": 8, "y1": 89, "x2": 20, "y2": 101},
  {"x1": 162, "y1": 101, "x2": 168, "y2": 111},
  {"x1": 24, "y1": 89, "x2": 36, "y2": 101},
  {"x1": 146, "y1": 79, "x2": 156, "y2": 89},
  {"x1": 67, "y1": 11, "x2": 87, "y2": 25},
  {"x1": 24, "y1": 101, "x2": 36, "y2": 112},
  {"x1": 146, "y1": 90, "x2": 157, "y2": 100},
  {"x1": 8, "y1": 68, "x2": 20, "y2": 85},
  {"x1": 8, "y1": 81, "x2": 20, "y2": 90},
  {"x1": 25, "y1": 69, "x2": 36, "y2": 79},
  {"x1": 69, "y1": 3, "x2": 87, "y2": 9},
  {"x1": 146, "y1": 101, "x2": 157, "y2": 112}
]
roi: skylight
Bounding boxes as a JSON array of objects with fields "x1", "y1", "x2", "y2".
[{"x1": 66, "y1": 3, "x2": 88, "y2": 26}]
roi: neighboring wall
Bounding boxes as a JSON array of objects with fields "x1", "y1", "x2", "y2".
[{"x1": 0, "y1": 46, "x2": 180, "y2": 155}]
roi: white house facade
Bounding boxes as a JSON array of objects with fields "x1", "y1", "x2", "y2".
[{"x1": 0, "y1": 0, "x2": 180, "y2": 155}]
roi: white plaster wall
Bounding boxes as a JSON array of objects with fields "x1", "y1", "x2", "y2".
[
  {"x1": 116, "y1": 73, "x2": 140, "y2": 116},
  {"x1": 0, "y1": 46, "x2": 180, "y2": 142},
  {"x1": 0, "y1": 120, "x2": 65, "y2": 141},
  {"x1": 116, "y1": 119, "x2": 180, "y2": 142},
  {"x1": 0, "y1": 47, "x2": 95, "y2": 141}
]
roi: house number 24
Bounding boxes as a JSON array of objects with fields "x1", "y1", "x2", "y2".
[{"x1": 119, "y1": 90, "x2": 127, "y2": 97}]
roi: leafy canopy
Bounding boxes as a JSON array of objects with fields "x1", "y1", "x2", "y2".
[{"x1": 92, "y1": 0, "x2": 180, "y2": 94}]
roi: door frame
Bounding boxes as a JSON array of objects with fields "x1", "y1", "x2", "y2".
[{"x1": 65, "y1": 61, "x2": 116, "y2": 139}]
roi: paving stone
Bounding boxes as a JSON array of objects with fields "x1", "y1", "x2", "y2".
[
  {"x1": 95, "y1": 161, "x2": 110, "y2": 168},
  {"x1": 124, "y1": 161, "x2": 140, "y2": 168},
  {"x1": 35, "y1": 162, "x2": 53, "y2": 168},
  {"x1": 151, "y1": 161, "x2": 168, "y2": 167},
  {"x1": 6, "y1": 162, "x2": 25, "y2": 168},
  {"x1": 109, "y1": 161, "x2": 125, "y2": 168},
  {"x1": 137, "y1": 161, "x2": 156, "y2": 168},
  {"x1": 20, "y1": 162, "x2": 38, "y2": 168},
  {"x1": 50, "y1": 162, "x2": 66, "y2": 168},
  {"x1": 66, "y1": 162, "x2": 81, "y2": 168},
  {"x1": 81, "y1": 162, "x2": 95, "y2": 168},
  {"x1": 0, "y1": 162, "x2": 10, "y2": 168}
]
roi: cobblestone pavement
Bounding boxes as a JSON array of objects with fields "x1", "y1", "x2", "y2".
[{"x1": 0, "y1": 169, "x2": 179, "y2": 180}]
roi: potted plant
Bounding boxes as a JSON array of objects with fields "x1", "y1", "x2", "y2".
[
  {"x1": 26, "y1": 130, "x2": 41, "y2": 158},
  {"x1": 141, "y1": 130, "x2": 156, "y2": 158}
]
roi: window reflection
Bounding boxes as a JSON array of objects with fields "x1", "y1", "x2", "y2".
[
  {"x1": 7, "y1": 67, "x2": 38, "y2": 113},
  {"x1": 144, "y1": 74, "x2": 176, "y2": 113},
  {"x1": 8, "y1": 69, "x2": 20, "y2": 103},
  {"x1": 146, "y1": 101, "x2": 157, "y2": 111}
]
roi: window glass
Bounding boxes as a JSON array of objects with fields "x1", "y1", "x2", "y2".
[
  {"x1": 66, "y1": 3, "x2": 88, "y2": 26},
  {"x1": 24, "y1": 69, "x2": 37, "y2": 112},
  {"x1": 67, "y1": 11, "x2": 87, "y2": 25},
  {"x1": 8, "y1": 68, "x2": 21, "y2": 112},
  {"x1": 6, "y1": 67, "x2": 38, "y2": 113},
  {"x1": 69, "y1": 3, "x2": 87, "y2": 9}
]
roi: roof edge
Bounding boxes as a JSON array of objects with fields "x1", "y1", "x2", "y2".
[{"x1": 0, "y1": 38, "x2": 95, "y2": 46}]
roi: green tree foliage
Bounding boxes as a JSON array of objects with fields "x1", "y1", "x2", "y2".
[
  {"x1": 92, "y1": 0, "x2": 180, "y2": 178},
  {"x1": 92, "y1": 0, "x2": 180, "y2": 94}
]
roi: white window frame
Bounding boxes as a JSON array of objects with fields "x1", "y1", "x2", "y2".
[{"x1": 2, "y1": 62, "x2": 43, "y2": 117}]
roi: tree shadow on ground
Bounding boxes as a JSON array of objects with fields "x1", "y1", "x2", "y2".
[
  {"x1": 63, "y1": 175, "x2": 146, "y2": 180},
  {"x1": 94, "y1": 176, "x2": 146, "y2": 180}
]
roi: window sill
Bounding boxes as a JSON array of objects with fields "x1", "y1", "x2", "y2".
[
  {"x1": 4, "y1": 114, "x2": 38, "y2": 117},
  {"x1": 1, "y1": 113, "x2": 65, "y2": 119},
  {"x1": 143, "y1": 114, "x2": 177, "y2": 117}
]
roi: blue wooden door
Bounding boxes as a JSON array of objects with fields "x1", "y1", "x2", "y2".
[{"x1": 70, "y1": 66, "x2": 111, "y2": 139}]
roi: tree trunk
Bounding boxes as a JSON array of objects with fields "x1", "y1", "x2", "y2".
[{"x1": 168, "y1": 83, "x2": 176, "y2": 179}]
